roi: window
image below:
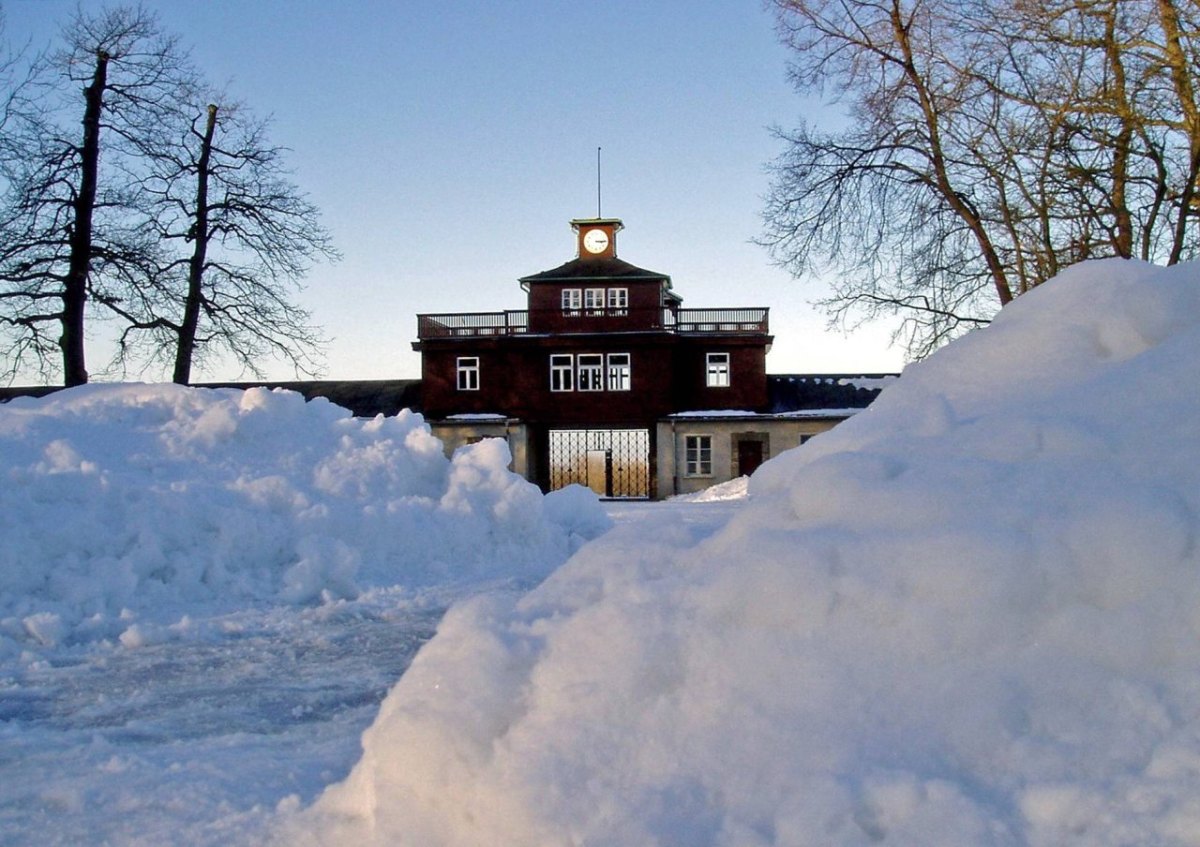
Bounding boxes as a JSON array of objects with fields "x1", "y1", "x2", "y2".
[
  {"x1": 607, "y1": 353, "x2": 631, "y2": 391},
  {"x1": 456, "y1": 357, "x2": 479, "y2": 391},
  {"x1": 607, "y1": 288, "x2": 628, "y2": 314},
  {"x1": 552, "y1": 352, "x2": 631, "y2": 393},
  {"x1": 685, "y1": 435, "x2": 713, "y2": 477},
  {"x1": 562, "y1": 289, "x2": 582, "y2": 314},
  {"x1": 706, "y1": 352, "x2": 731, "y2": 387},
  {"x1": 584, "y1": 288, "x2": 605, "y2": 313},
  {"x1": 550, "y1": 354, "x2": 574, "y2": 391},
  {"x1": 578, "y1": 354, "x2": 604, "y2": 390}
]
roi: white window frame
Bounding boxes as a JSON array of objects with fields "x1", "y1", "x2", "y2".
[
  {"x1": 706, "y1": 352, "x2": 731, "y2": 387},
  {"x1": 607, "y1": 352, "x2": 631, "y2": 391},
  {"x1": 684, "y1": 434, "x2": 713, "y2": 477},
  {"x1": 584, "y1": 288, "x2": 606, "y2": 314},
  {"x1": 562, "y1": 288, "x2": 582, "y2": 315},
  {"x1": 456, "y1": 356, "x2": 480, "y2": 391},
  {"x1": 607, "y1": 287, "x2": 628, "y2": 315},
  {"x1": 577, "y1": 353, "x2": 604, "y2": 391},
  {"x1": 550, "y1": 354, "x2": 574, "y2": 391}
]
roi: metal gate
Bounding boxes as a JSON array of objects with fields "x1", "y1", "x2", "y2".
[{"x1": 549, "y1": 429, "x2": 650, "y2": 499}]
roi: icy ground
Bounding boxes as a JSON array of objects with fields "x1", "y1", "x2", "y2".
[{"x1": 0, "y1": 500, "x2": 732, "y2": 846}]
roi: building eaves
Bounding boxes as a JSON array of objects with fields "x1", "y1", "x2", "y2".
[{"x1": 519, "y1": 256, "x2": 672, "y2": 285}]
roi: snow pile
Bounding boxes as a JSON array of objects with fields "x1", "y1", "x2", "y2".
[
  {"x1": 291, "y1": 259, "x2": 1200, "y2": 846},
  {"x1": 674, "y1": 473, "x2": 750, "y2": 502},
  {"x1": 0, "y1": 385, "x2": 608, "y2": 656}
]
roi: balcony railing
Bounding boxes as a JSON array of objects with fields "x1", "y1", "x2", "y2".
[
  {"x1": 670, "y1": 308, "x2": 769, "y2": 334},
  {"x1": 416, "y1": 307, "x2": 768, "y2": 339},
  {"x1": 417, "y1": 311, "x2": 530, "y2": 338}
]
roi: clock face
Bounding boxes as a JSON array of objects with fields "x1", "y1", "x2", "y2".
[{"x1": 582, "y1": 228, "x2": 610, "y2": 254}]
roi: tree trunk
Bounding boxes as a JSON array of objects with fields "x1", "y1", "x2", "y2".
[
  {"x1": 888, "y1": 1, "x2": 1014, "y2": 307},
  {"x1": 62, "y1": 49, "x2": 108, "y2": 386},
  {"x1": 173, "y1": 103, "x2": 217, "y2": 385},
  {"x1": 1156, "y1": 0, "x2": 1200, "y2": 264},
  {"x1": 1102, "y1": 3, "x2": 1135, "y2": 259}
]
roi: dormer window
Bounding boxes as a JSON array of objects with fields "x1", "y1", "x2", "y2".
[
  {"x1": 584, "y1": 288, "x2": 605, "y2": 314},
  {"x1": 562, "y1": 288, "x2": 582, "y2": 315},
  {"x1": 607, "y1": 288, "x2": 628, "y2": 315}
]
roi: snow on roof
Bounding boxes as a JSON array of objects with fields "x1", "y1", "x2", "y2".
[
  {"x1": 837, "y1": 375, "x2": 899, "y2": 390},
  {"x1": 669, "y1": 409, "x2": 762, "y2": 418},
  {"x1": 772, "y1": 407, "x2": 866, "y2": 418}
]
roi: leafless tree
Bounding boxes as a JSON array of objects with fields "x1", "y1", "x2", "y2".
[
  {"x1": 113, "y1": 99, "x2": 337, "y2": 384},
  {"x1": 0, "y1": 5, "x2": 192, "y2": 385},
  {"x1": 763, "y1": 0, "x2": 1200, "y2": 357},
  {"x1": 0, "y1": 6, "x2": 336, "y2": 386},
  {"x1": 762, "y1": 0, "x2": 1014, "y2": 358}
]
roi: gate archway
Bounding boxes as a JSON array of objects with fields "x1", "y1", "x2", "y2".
[{"x1": 548, "y1": 429, "x2": 651, "y2": 499}]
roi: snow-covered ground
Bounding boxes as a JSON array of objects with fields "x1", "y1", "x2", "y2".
[
  {"x1": 0, "y1": 386, "x2": 615, "y2": 845},
  {"x1": 3, "y1": 257, "x2": 1200, "y2": 845},
  {"x1": 287, "y1": 259, "x2": 1200, "y2": 846}
]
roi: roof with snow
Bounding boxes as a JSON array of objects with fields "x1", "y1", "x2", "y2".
[{"x1": 767, "y1": 373, "x2": 898, "y2": 414}]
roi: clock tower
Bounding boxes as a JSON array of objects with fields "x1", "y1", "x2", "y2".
[{"x1": 571, "y1": 218, "x2": 623, "y2": 260}]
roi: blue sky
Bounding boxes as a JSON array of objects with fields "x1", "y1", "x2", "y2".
[{"x1": 5, "y1": 1, "x2": 905, "y2": 380}]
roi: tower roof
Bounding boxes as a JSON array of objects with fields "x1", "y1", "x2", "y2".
[{"x1": 519, "y1": 255, "x2": 671, "y2": 285}]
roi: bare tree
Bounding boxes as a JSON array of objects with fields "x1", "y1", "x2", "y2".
[
  {"x1": 1143, "y1": 0, "x2": 1200, "y2": 264},
  {"x1": 0, "y1": 5, "x2": 192, "y2": 385},
  {"x1": 112, "y1": 98, "x2": 337, "y2": 384},
  {"x1": 764, "y1": 0, "x2": 1200, "y2": 357},
  {"x1": 762, "y1": 0, "x2": 1015, "y2": 357}
]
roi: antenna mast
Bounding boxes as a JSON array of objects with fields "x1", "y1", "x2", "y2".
[{"x1": 596, "y1": 146, "x2": 602, "y2": 218}]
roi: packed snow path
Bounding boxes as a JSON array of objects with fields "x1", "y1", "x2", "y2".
[{"x1": 0, "y1": 596, "x2": 445, "y2": 845}]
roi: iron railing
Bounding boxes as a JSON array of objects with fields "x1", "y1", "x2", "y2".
[
  {"x1": 417, "y1": 307, "x2": 768, "y2": 339},
  {"x1": 670, "y1": 308, "x2": 769, "y2": 334},
  {"x1": 417, "y1": 311, "x2": 529, "y2": 338}
]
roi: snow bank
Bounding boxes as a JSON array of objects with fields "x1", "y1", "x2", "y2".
[
  {"x1": 0, "y1": 385, "x2": 609, "y2": 656},
  {"x1": 291, "y1": 259, "x2": 1200, "y2": 846},
  {"x1": 674, "y1": 473, "x2": 750, "y2": 502}
]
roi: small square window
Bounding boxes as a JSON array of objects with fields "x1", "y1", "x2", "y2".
[
  {"x1": 457, "y1": 357, "x2": 480, "y2": 391},
  {"x1": 706, "y1": 352, "x2": 731, "y2": 387},
  {"x1": 562, "y1": 289, "x2": 582, "y2": 314},
  {"x1": 584, "y1": 288, "x2": 605, "y2": 313}
]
